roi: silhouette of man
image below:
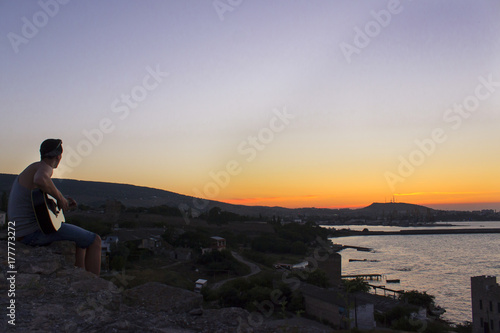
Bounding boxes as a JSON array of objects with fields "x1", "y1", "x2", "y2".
[{"x1": 8, "y1": 139, "x2": 101, "y2": 276}]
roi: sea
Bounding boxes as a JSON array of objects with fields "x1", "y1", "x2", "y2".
[{"x1": 325, "y1": 221, "x2": 500, "y2": 324}]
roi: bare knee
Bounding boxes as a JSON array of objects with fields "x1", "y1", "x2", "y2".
[{"x1": 91, "y1": 235, "x2": 101, "y2": 248}]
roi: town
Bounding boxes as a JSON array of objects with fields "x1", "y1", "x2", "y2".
[{"x1": 5, "y1": 198, "x2": 492, "y2": 331}]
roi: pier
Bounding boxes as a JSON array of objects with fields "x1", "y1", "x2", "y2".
[
  {"x1": 332, "y1": 243, "x2": 373, "y2": 252},
  {"x1": 341, "y1": 228, "x2": 500, "y2": 237},
  {"x1": 342, "y1": 275, "x2": 406, "y2": 299},
  {"x1": 368, "y1": 284, "x2": 404, "y2": 299},
  {"x1": 342, "y1": 274, "x2": 384, "y2": 281}
]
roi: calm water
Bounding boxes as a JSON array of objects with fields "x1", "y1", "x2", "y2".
[{"x1": 327, "y1": 222, "x2": 500, "y2": 324}]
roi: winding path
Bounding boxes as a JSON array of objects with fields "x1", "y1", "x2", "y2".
[{"x1": 211, "y1": 251, "x2": 261, "y2": 289}]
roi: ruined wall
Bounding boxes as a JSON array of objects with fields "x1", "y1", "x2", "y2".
[{"x1": 471, "y1": 275, "x2": 500, "y2": 333}]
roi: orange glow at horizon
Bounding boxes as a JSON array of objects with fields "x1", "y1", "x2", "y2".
[{"x1": 219, "y1": 194, "x2": 500, "y2": 210}]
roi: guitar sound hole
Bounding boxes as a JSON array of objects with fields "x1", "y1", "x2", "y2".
[{"x1": 47, "y1": 199, "x2": 58, "y2": 215}]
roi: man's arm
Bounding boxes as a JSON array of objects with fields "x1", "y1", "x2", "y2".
[{"x1": 33, "y1": 163, "x2": 69, "y2": 211}]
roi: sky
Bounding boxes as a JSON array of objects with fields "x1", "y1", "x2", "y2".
[{"x1": 1, "y1": 0, "x2": 499, "y2": 211}]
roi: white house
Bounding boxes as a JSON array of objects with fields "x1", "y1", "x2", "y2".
[{"x1": 102, "y1": 235, "x2": 119, "y2": 253}]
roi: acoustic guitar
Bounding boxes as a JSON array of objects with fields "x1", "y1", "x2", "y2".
[{"x1": 31, "y1": 189, "x2": 65, "y2": 234}]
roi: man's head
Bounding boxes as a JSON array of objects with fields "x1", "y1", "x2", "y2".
[{"x1": 40, "y1": 139, "x2": 63, "y2": 166}]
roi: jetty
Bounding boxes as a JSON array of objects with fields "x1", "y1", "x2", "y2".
[
  {"x1": 368, "y1": 284, "x2": 404, "y2": 298},
  {"x1": 342, "y1": 274, "x2": 384, "y2": 281},
  {"x1": 346, "y1": 228, "x2": 500, "y2": 236},
  {"x1": 332, "y1": 243, "x2": 373, "y2": 252},
  {"x1": 342, "y1": 275, "x2": 405, "y2": 298}
]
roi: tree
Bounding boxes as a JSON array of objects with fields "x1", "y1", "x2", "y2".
[
  {"x1": 400, "y1": 290, "x2": 444, "y2": 319},
  {"x1": 400, "y1": 290, "x2": 435, "y2": 312},
  {"x1": 305, "y1": 269, "x2": 331, "y2": 288},
  {"x1": 290, "y1": 241, "x2": 307, "y2": 255},
  {"x1": 342, "y1": 277, "x2": 370, "y2": 293},
  {"x1": 109, "y1": 242, "x2": 130, "y2": 270}
]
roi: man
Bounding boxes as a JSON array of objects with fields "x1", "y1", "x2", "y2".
[{"x1": 8, "y1": 139, "x2": 101, "y2": 276}]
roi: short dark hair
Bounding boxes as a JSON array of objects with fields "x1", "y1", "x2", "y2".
[{"x1": 40, "y1": 139, "x2": 63, "y2": 159}]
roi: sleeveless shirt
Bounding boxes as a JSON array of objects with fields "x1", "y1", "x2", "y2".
[{"x1": 8, "y1": 176, "x2": 39, "y2": 237}]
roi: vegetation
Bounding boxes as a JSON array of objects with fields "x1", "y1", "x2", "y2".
[
  {"x1": 109, "y1": 242, "x2": 130, "y2": 271},
  {"x1": 168, "y1": 228, "x2": 211, "y2": 250},
  {"x1": 197, "y1": 249, "x2": 250, "y2": 276},
  {"x1": 399, "y1": 290, "x2": 437, "y2": 315},
  {"x1": 342, "y1": 277, "x2": 370, "y2": 293},
  {"x1": 67, "y1": 215, "x2": 112, "y2": 236},
  {"x1": 59, "y1": 203, "x2": 465, "y2": 331},
  {"x1": 201, "y1": 206, "x2": 245, "y2": 224},
  {"x1": 375, "y1": 305, "x2": 421, "y2": 331},
  {"x1": 251, "y1": 221, "x2": 330, "y2": 255},
  {"x1": 131, "y1": 204, "x2": 182, "y2": 217},
  {"x1": 453, "y1": 321, "x2": 472, "y2": 333},
  {"x1": 241, "y1": 249, "x2": 277, "y2": 267},
  {"x1": 204, "y1": 271, "x2": 305, "y2": 315}
]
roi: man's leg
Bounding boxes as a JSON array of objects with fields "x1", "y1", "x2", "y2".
[
  {"x1": 85, "y1": 235, "x2": 101, "y2": 276},
  {"x1": 45, "y1": 224, "x2": 102, "y2": 276},
  {"x1": 76, "y1": 247, "x2": 86, "y2": 269}
]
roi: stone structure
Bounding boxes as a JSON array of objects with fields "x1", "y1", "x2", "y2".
[
  {"x1": 471, "y1": 275, "x2": 500, "y2": 333},
  {"x1": 300, "y1": 283, "x2": 375, "y2": 330},
  {"x1": 316, "y1": 252, "x2": 342, "y2": 287}
]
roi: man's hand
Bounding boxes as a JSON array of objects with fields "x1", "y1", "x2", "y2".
[
  {"x1": 58, "y1": 198, "x2": 70, "y2": 212},
  {"x1": 67, "y1": 197, "x2": 77, "y2": 209}
]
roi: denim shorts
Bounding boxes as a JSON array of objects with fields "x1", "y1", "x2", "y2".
[{"x1": 21, "y1": 223, "x2": 97, "y2": 249}]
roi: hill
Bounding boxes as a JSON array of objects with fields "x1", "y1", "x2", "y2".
[
  {"x1": 357, "y1": 202, "x2": 434, "y2": 215},
  {"x1": 0, "y1": 173, "x2": 338, "y2": 218},
  {"x1": 5, "y1": 173, "x2": 484, "y2": 222}
]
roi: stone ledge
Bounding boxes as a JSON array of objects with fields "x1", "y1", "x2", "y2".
[{"x1": 123, "y1": 282, "x2": 203, "y2": 314}]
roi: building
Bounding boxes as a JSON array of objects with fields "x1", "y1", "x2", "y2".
[
  {"x1": 317, "y1": 252, "x2": 342, "y2": 287},
  {"x1": 138, "y1": 236, "x2": 164, "y2": 253},
  {"x1": 101, "y1": 235, "x2": 119, "y2": 253},
  {"x1": 274, "y1": 261, "x2": 309, "y2": 271},
  {"x1": 210, "y1": 236, "x2": 226, "y2": 251},
  {"x1": 471, "y1": 275, "x2": 500, "y2": 333},
  {"x1": 194, "y1": 279, "x2": 207, "y2": 293},
  {"x1": 301, "y1": 283, "x2": 375, "y2": 330},
  {"x1": 170, "y1": 247, "x2": 192, "y2": 261},
  {"x1": 201, "y1": 236, "x2": 227, "y2": 255}
]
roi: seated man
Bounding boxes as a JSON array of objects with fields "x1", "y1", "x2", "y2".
[{"x1": 8, "y1": 139, "x2": 101, "y2": 276}]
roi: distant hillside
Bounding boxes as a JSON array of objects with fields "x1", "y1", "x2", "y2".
[
  {"x1": 356, "y1": 202, "x2": 435, "y2": 215},
  {"x1": 0, "y1": 173, "x2": 437, "y2": 219},
  {"x1": 0, "y1": 173, "x2": 332, "y2": 217},
  {"x1": 1, "y1": 173, "x2": 239, "y2": 214}
]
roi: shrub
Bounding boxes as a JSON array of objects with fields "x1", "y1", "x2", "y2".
[
  {"x1": 342, "y1": 277, "x2": 370, "y2": 293},
  {"x1": 400, "y1": 290, "x2": 436, "y2": 313}
]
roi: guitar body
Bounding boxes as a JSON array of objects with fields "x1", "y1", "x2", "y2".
[{"x1": 31, "y1": 189, "x2": 65, "y2": 234}]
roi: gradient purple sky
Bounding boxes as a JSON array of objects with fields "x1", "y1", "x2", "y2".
[{"x1": 1, "y1": 1, "x2": 499, "y2": 210}]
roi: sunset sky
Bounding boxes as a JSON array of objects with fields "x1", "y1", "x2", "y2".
[{"x1": 1, "y1": 1, "x2": 499, "y2": 211}]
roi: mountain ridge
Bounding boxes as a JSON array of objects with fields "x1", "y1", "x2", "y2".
[{"x1": 0, "y1": 173, "x2": 437, "y2": 218}]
